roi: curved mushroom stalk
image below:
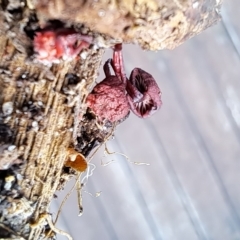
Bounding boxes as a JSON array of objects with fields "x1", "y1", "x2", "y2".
[{"x1": 126, "y1": 68, "x2": 162, "y2": 118}]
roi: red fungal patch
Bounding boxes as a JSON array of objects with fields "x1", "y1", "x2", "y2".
[
  {"x1": 86, "y1": 76, "x2": 130, "y2": 123},
  {"x1": 33, "y1": 28, "x2": 92, "y2": 64}
]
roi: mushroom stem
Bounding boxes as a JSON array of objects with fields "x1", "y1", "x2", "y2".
[{"x1": 112, "y1": 44, "x2": 127, "y2": 84}]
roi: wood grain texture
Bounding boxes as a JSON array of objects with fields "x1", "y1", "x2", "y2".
[{"x1": 0, "y1": 31, "x2": 103, "y2": 239}]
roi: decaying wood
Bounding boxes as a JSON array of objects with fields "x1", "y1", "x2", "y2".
[
  {"x1": 0, "y1": 32, "x2": 104, "y2": 239},
  {"x1": 34, "y1": 0, "x2": 222, "y2": 50},
  {"x1": 0, "y1": 0, "x2": 221, "y2": 239}
]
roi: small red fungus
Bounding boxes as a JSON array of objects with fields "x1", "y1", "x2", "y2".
[
  {"x1": 86, "y1": 59, "x2": 130, "y2": 123},
  {"x1": 127, "y1": 68, "x2": 162, "y2": 118},
  {"x1": 33, "y1": 28, "x2": 92, "y2": 64},
  {"x1": 86, "y1": 44, "x2": 162, "y2": 123}
]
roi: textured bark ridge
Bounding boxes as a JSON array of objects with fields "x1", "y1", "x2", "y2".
[
  {"x1": 0, "y1": 32, "x2": 103, "y2": 239},
  {"x1": 0, "y1": 0, "x2": 221, "y2": 239},
  {"x1": 34, "y1": 0, "x2": 222, "y2": 50}
]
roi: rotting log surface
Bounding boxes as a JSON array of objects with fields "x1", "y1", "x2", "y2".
[
  {"x1": 0, "y1": 31, "x2": 103, "y2": 239},
  {"x1": 34, "y1": 0, "x2": 222, "y2": 50},
  {"x1": 0, "y1": 0, "x2": 221, "y2": 239}
]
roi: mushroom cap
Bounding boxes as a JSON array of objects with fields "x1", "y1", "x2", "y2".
[{"x1": 86, "y1": 76, "x2": 130, "y2": 123}]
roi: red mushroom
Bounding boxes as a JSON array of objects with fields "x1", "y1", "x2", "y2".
[
  {"x1": 86, "y1": 58, "x2": 130, "y2": 123},
  {"x1": 112, "y1": 43, "x2": 162, "y2": 118},
  {"x1": 127, "y1": 68, "x2": 162, "y2": 118},
  {"x1": 86, "y1": 44, "x2": 162, "y2": 123}
]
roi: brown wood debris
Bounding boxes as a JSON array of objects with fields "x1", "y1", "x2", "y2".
[{"x1": 34, "y1": 0, "x2": 222, "y2": 50}]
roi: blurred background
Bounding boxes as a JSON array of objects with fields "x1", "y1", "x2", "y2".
[{"x1": 51, "y1": 1, "x2": 240, "y2": 239}]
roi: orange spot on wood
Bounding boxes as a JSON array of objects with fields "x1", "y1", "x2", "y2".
[{"x1": 65, "y1": 148, "x2": 87, "y2": 172}]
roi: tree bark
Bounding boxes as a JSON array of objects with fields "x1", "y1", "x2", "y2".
[
  {"x1": 34, "y1": 0, "x2": 222, "y2": 50},
  {"x1": 0, "y1": 0, "x2": 221, "y2": 239}
]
